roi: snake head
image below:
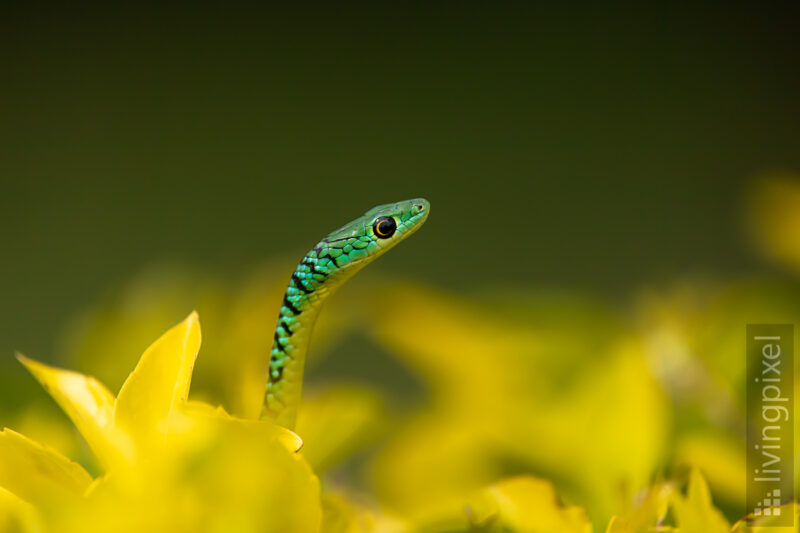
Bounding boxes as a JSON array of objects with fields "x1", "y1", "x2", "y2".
[{"x1": 318, "y1": 198, "x2": 430, "y2": 270}]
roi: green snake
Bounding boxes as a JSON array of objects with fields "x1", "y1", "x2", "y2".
[{"x1": 263, "y1": 198, "x2": 430, "y2": 429}]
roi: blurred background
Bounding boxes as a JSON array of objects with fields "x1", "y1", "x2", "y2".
[{"x1": 1, "y1": 4, "x2": 799, "y2": 530}]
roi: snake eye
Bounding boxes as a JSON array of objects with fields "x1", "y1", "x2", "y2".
[{"x1": 373, "y1": 216, "x2": 397, "y2": 239}]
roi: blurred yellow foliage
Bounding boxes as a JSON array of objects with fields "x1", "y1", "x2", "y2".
[
  {"x1": 365, "y1": 283, "x2": 668, "y2": 527},
  {"x1": 5, "y1": 195, "x2": 800, "y2": 533}
]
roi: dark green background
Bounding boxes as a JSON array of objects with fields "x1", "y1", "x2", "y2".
[{"x1": 1, "y1": 4, "x2": 798, "y2": 362}]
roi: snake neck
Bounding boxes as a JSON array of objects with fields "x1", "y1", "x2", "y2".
[{"x1": 263, "y1": 244, "x2": 359, "y2": 429}]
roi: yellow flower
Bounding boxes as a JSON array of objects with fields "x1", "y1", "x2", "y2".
[{"x1": 1, "y1": 313, "x2": 321, "y2": 533}]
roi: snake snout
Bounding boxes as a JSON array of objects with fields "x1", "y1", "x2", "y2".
[{"x1": 409, "y1": 198, "x2": 430, "y2": 217}]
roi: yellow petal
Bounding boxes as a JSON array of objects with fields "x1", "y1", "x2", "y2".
[
  {"x1": 670, "y1": 469, "x2": 729, "y2": 533},
  {"x1": 0, "y1": 429, "x2": 92, "y2": 507},
  {"x1": 469, "y1": 476, "x2": 592, "y2": 533},
  {"x1": 114, "y1": 311, "x2": 201, "y2": 450},
  {"x1": 604, "y1": 483, "x2": 674, "y2": 533},
  {"x1": 16, "y1": 354, "x2": 134, "y2": 470},
  {"x1": 80, "y1": 404, "x2": 321, "y2": 533},
  {"x1": 177, "y1": 400, "x2": 303, "y2": 453},
  {"x1": 0, "y1": 486, "x2": 43, "y2": 533}
]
